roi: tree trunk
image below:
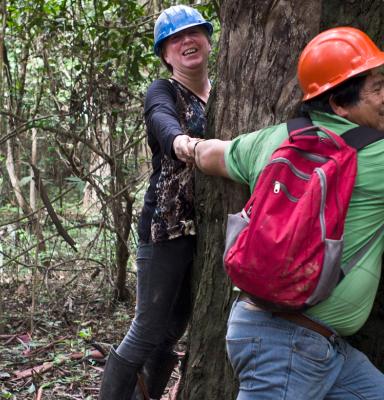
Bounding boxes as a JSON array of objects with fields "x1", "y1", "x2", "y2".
[
  {"x1": 30, "y1": 128, "x2": 37, "y2": 211},
  {"x1": 107, "y1": 114, "x2": 135, "y2": 302},
  {"x1": 6, "y1": 140, "x2": 30, "y2": 215},
  {"x1": 0, "y1": 0, "x2": 5, "y2": 336},
  {"x1": 180, "y1": 1, "x2": 384, "y2": 399},
  {"x1": 112, "y1": 194, "x2": 133, "y2": 302},
  {"x1": 179, "y1": 1, "x2": 320, "y2": 398},
  {"x1": 82, "y1": 116, "x2": 111, "y2": 214}
]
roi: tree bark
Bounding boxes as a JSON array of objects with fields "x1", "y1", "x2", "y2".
[
  {"x1": 82, "y1": 116, "x2": 111, "y2": 214},
  {"x1": 30, "y1": 128, "x2": 37, "y2": 211},
  {"x1": 112, "y1": 195, "x2": 133, "y2": 301},
  {"x1": 6, "y1": 140, "x2": 30, "y2": 215},
  {"x1": 179, "y1": 1, "x2": 320, "y2": 399},
  {"x1": 0, "y1": 0, "x2": 5, "y2": 336},
  {"x1": 180, "y1": 1, "x2": 384, "y2": 399}
]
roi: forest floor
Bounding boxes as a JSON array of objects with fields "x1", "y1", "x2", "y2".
[{"x1": 0, "y1": 279, "x2": 183, "y2": 400}]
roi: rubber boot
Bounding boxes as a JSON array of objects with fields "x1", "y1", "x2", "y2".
[
  {"x1": 99, "y1": 346, "x2": 140, "y2": 400},
  {"x1": 132, "y1": 351, "x2": 179, "y2": 400}
]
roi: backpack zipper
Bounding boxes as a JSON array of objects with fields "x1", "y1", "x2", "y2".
[
  {"x1": 315, "y1": 167, "x2": 327, "y2": 241},
  {"x1": 269, "y1": 157, "x2": 311, "y2": 180},
  {"x1": 273, "y1": 181, "x2": 299, "y2": 202}
]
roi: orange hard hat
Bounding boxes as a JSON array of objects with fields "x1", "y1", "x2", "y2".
[{"x1": 298, "y1": 27, "x2": 384, "y2": 101}]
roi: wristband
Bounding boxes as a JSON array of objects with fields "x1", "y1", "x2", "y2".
[{"x1": 193, "y1": 139, "x2": 205, "y2": 159}]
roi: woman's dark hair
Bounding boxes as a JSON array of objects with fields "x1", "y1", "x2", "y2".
[
  {"x1": 298, "y1": 73, "x2": 368, "y2": 117},
  {"x1": 159, "y1": 50, "x2": 173, "y2": 73}
]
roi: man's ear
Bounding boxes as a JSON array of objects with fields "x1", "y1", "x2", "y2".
[{"x1": 329, "y1": 95, "x2": 349, "y2": 118}]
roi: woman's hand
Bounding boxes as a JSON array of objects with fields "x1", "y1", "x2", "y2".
[{"x1": 173, "y1": 135, "x2": 198, "y2": 163}]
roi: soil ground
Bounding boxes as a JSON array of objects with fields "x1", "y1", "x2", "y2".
[{"x1": 0, "y1": 278, "x2": 182, "y2": 399}]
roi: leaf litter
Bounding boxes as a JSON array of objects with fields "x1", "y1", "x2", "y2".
[{"x1": 0, "y1": 279, "x2": 183, "y2": 399}]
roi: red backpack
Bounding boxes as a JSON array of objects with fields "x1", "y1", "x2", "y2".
[{"x1": 224, "y1": 118, "x2": 384, "y2": 310}]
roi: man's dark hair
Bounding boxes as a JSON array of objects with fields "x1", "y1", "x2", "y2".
[{"x1": 298, "y1": 73, "x2": 368, "y2": 117}]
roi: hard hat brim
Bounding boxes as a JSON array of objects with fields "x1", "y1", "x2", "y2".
[
  {"x1": 302, "y1": 52, "x2": 384, "y2": 101},
  {"x1": 154, "y1": 21, "x2": 213, "y2": 56}
]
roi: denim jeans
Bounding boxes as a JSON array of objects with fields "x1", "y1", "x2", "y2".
[
  {"x1": 117, "y1": 235, "x2": 195, "y2": 366},
  {"x1": 226, "y1": 298, "x2": 384, "y2": 400}
]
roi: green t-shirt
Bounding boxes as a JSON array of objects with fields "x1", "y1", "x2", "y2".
[{"x1": 224, "y1": 111, "x2": 384, "y2": 336}]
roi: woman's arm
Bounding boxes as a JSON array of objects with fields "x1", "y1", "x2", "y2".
[
  {"x1": 145, "y1": 80, "x2": 183, "y2": 158},
  {"x1": 145, "y1": 79, "x2": 203, "y2": 163}
]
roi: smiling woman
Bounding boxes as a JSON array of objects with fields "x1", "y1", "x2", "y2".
[
  {"x1": 162, "y1": 26, "x2": 212, "y2": 92},
  {"x1": 98, "y1": 5, "x2": 214, "y2": 400}
]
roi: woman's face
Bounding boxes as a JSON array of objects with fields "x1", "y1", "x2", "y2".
[{"x1": 162, "y1": 26, "x2": 211, "y2": 74}]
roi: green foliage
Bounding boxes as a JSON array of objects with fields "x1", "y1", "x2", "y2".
[
  {"x1": 78, "y1": 327, "x2": 93, "y2": 340},
  {"x1": 65, "y1": 176, "x2": 86, "y2": 194},
  {"x1": 18, "y1": 176, "x2": 32, "y2": 187},
  {"x1": 0, "y1": 205, "x2": 19, "y2": 214},
  {"x1": 0, "y1": 0, "x2": 220, "y2": 304},
  {"x1": 26, "y1": 384, "x2": 35, "y2": 395},
  {"x1": 0, "y1": 390, "x2": 14, "y2": 399}
]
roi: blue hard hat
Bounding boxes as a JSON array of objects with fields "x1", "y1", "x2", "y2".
[{"x1": 154, "y1": 5, "x2": 213, "y2": 56}]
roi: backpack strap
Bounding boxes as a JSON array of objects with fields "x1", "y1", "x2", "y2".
[
  {"x1": 341, "y1": 224, "x2": 384, "y2": 276},
  {"x1": 287, "y1": 117, "x2": 384, "y2": 150},
  {"x1": 286, "y1": 117, "x2": 313, "y2": 133},
  {"x1": 341, "y1": 126, "x2": 384, "y2": 150}
]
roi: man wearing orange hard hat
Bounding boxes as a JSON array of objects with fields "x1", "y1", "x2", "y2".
[{"x1": 187, "y1": 27, "x2": 384, "y2": 399}]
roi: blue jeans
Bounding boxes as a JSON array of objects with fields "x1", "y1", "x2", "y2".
[
  {"x1": 226, "y1": 298, "x2": 384, "y2": 400},
  {"x1": 116, "y1": 235, "x2": 194, "y2": 366}
]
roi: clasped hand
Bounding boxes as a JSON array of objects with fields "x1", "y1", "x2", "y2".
[{"x1": 173, "y1": 135, "x2": 201, "y2": 165}]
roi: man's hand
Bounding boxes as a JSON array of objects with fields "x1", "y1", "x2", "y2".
[
  {"x1": 173, "y1": 135, "x2": 199, "y2": 164},
  {"x1": 187, "y1": 138, "x2": 231, "y2": 177}
]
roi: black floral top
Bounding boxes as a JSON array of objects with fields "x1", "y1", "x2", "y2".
[{"x1": 138, "y1": 79, "x2": 207, "y2": 243}]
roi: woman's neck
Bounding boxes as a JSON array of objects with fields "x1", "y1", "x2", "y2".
[{"x1": 171, "y1": 69, "x2": 211, "y2": 103}]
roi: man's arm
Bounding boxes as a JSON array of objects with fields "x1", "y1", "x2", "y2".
[{"x1": 190, "y1": 139, "x2": 231, "y2": 177}]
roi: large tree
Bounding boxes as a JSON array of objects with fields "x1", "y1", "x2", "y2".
[{"x1": 179, "y1": 1, "x2": 384, "y2": 399}]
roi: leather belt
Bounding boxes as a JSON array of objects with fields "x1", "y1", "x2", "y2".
[{"x1": 238, "y1": 292, "x2": 334, "y2": 339}]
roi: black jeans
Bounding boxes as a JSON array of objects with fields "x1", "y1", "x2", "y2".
[{"x1": 116, "y1": 235, "x2": 195, "y2": 365}]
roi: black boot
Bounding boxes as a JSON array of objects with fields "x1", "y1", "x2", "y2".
[
  {"x1": 132, "y1": 351, "x2": 179, "y2": 400},
  {"x1": 99, "y1": 346, "x2": 140, "y2": 400}
]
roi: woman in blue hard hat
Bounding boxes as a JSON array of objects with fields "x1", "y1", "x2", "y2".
[{"x1": 99, "y1": 5, "x2": 213, "y2": 400}]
